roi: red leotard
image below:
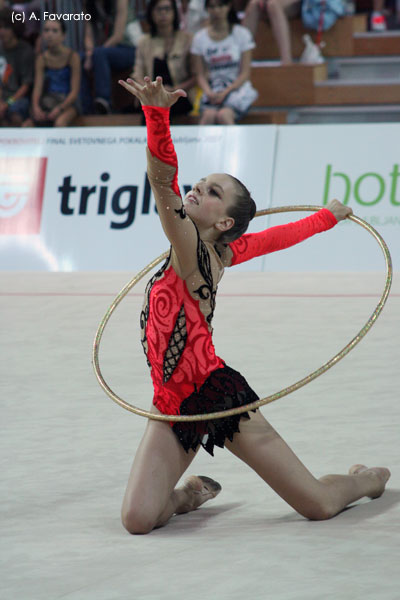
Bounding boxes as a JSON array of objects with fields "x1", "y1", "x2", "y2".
[
  {"x1": 141, "y1": 106, "x2": 224, "y2": 419},
  {"x1": 141, "y1": 106, "x2": 337, "y2": 451}
]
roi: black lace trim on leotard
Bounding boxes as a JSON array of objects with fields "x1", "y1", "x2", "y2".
[
  {"x1": 172, "y1": 365, "x2": 258, "y2": 456},
  {"x1": 193, "y1": 231, "x2": 216, "y2": 328},
  {"x1": 140, "y1": 248, "x2": 171, "y2": 368},
  {"x1": 174, "y1": 206, "x2": 186, "y2": 219},
  {"x1": 163, "y1": 304, "x2": 187, "y2": 383},
  {"x1": 141, "y1": 225, "x2": 217, "y2": 375}
]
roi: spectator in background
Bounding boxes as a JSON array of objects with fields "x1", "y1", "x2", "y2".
[
  {"x1": 83, "y1": 0, "x2": 139, "y2": 114},
  {"x1": 22, "y1": 19, "x2": 80, "y2": 127},
  {"x1": 179, "y1": 0, "x2": 209, "y2": 31},
  {"x1": 9, "y1": 1, "x2": 42, "y2": 45},
  {"x1": 0, "y1": 7, "x2": 33, "y2": 126},
  {"x1": 132, "y1": 0, "x2": 196, "y2": 119},
  {"x1": 242, "y1": 0, "x2": 300, "y2": 64},
  {"x1": 371, "y1": 0, "x2": 388, "y2": 30},
  {"x1": 191, "y1": 0, "x2": 258, "y2": 124}
]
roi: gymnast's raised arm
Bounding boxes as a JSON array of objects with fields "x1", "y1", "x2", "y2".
[
  {"x1": 118, "y1": 76, "x2": 199, "y2": 276},
  {"x1": 227, "y1": 200, "x2": 353, "y2": 267}
]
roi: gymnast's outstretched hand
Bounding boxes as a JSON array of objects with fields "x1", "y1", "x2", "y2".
[{"x1": 118, "y1": 75, "x2": 187, "y2": 108}]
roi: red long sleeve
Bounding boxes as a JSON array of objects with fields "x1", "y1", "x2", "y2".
[
  {"x1": 228, "y1": 209, "x2": 338, "y2": 266},
  {"x1": 142, "y1": 105, "x2": 180, "y2": 197}
]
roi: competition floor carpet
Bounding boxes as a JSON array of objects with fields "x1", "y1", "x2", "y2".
[{"x1": 1, "y1": 271, "x2": 399, "y2": 600}]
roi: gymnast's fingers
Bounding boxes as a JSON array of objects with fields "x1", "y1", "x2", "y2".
[
  {"x1": 126, "y1": 77, "x2": 142, "y2": 90},
  {"x1": 171, "y1": 88, "x2": 187, "y2": 100},
  {"x1": 118, "y1": 78, "x2": 141, "y2": 96}
]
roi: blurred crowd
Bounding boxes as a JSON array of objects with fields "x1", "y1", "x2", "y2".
[{"x1": 0, "y1": 0, "x2": 398, "y2": 128}]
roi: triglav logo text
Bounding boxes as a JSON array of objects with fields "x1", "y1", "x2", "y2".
[{"x1": 59, "y1": 172, "x2": 192, "y2": 229}]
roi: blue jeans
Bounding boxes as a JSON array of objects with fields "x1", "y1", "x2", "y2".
[
  {"x1": 8, "y1": 97, "x2": 30, "y2": 120},
  {"x1": 92, "y1": 44, "x2": 135, "y2": 102}
]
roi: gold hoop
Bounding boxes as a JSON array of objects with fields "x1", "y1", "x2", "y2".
[{"x1": 93, "y1": 206, "x2": 392, "y2": 422}]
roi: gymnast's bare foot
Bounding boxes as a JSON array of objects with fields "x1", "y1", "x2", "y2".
[
  {"x1": 349, "y1": 464, "x2": 391, "y2": 498},
  {"x1": 176, "y1": 475, "x2": 222, "y2": 514}
]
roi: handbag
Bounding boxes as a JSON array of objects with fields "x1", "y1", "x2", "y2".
[{"x1": 302, "y1": 0, "x2": 346, "y2": 31}]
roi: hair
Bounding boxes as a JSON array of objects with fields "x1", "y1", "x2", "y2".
[
  {"x1": 43, "y1": 17, "x2": 67, "y2": 34},
  {"x1": 204, "y1": 0, "x2": 240, "y2": 25},
  {"x1": 217, "y1": 176, "x2": 257, "y2": 243},
  {"x1": 0, "y1": 7, "x2": 25, "y2": 38},
  {"x1": 146, "y1": 0, "x2": 180, "y2": 36}
]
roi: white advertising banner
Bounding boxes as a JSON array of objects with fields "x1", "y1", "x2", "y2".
[
  {"x1": 266, "y1": 123, "x2": 399, "y2": 272},
  {"x1": 0, "y1": 125, "x2": 276, "y2": 271},
  {"x1": 1, "y1": 123, "x2": 398, "y2": 272}
]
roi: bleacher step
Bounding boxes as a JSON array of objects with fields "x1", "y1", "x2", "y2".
[
  {"x1": 354, "y1": 31, "x2": 400, "y2": 55},
  {"x1": 73, "y1": 112, "x2": 287, "y2": 127},
  {"x1": 242, "y1": 109, "x2": 288, "y2": 124},
  {"x1": 73, "y1": 114, "x2": 142, "y2": 127},
  {"x1": 288, "y1": 104, "x2": 400, "y2": 124},
  {"x1": 331, "y1": 56, "x2": 400, "y2": 80},
  {"x1": 251, "y1": 63, "x2": 328, "y2": 106},
  {"x1": 253, "y1": 15, "x2": 367, "y2": 60},
  {"x1": 314, "y1": 79, "x2": 400, "y2": 104}
]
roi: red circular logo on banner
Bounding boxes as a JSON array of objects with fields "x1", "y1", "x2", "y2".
[{"x1": 0, "y1": 157, "x2": 47, "y2": 234}]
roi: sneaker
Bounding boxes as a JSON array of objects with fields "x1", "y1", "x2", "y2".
[
  {"x1": 94, "y1": 97, "x2": 111, "y2": 115},
  {"x1": 370, "y1": 12, "x2": 387, "y2": 31}
]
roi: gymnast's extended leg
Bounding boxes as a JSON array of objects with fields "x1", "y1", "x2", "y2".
[
  {"x1": 225, "y1": 409, "x2": 390, "y2": 520},
  {"x1": 121, "y1": 406, "x2": 220, "y2": 534}
]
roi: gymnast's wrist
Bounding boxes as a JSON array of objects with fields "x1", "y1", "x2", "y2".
[
  {"x1": 143, "y1": 105, "x2": 171, "y2": 132},
  {"x1": 143, "y1": 106, "x2": 172, "y2": 157},
  {"x1": 142, "y1": 105, "x2": 170, "y2": 115}
]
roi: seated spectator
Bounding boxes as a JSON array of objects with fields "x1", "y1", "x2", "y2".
[
  {"x1": 242, "y1": 0, "x2": 301, "y2": 64},
  {"x1": 191, "y1": 0, "x2": 258, "y2": 124},
  {"x1": 370, "y1": 0, "x2": 387, "y2": 30},
  {"x1": 22, "y1": 19, "x2": 80, "y2": 127},
  {"x1": 0, "y1": 7, "x2": 34, "y2": 126},
  {"x1": 83, "y1": 0, "x2": 138, "y2": 114},
  {"x1": 132, "y1": 0, "x2": 196, "y2": 118},
  {"x1": 9, "y1": 1, "x2": 42, "y2": 45}
]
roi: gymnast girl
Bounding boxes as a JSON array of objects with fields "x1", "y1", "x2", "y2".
[{"x1": 118, "y1": 75, "x2": 390, "y2": 535}]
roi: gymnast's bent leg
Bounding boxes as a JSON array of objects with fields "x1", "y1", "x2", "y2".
[
  {"x1": 225, "y1": 409, "x2": 390, "y2": 520},
  {"x1": 121, "y1": 406, "x2": 219, "y2": 534}
]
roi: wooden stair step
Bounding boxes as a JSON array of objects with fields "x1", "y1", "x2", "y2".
[
  {"x1": 353, "y1": 31, "x2": 400, "y2": 56},
  {"x1": 73, "y1": 114, "x2": 142, "y2": 127},
  {"x1": 292, "y1": 104, "x2": 400, "y2": 116},
  {"x1": 252, "y1": 15, "x2": 368, "y2": 60},
  {"x1": 251, "y1": 63, "x2": 327, "y2": 106},
  {"x1": 241, "y1": 110, "x2": 288, "y2": 124},
  {"x1": 73, "y1": 111, "x2": 287, "y2": 127},
  {"x1": 314, "y1": 80, "x2": 400, "y2": 104},
  {"x1": 72, "y1": 114, "x2": 200, "y2": 127},
  {"x1": 73, "y1": 114, "x2": 200, "y2": 127}
]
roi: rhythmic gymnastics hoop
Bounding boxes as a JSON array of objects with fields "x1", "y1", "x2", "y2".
[{"x1": 93, "y1": 206, "x2": 392, "y2": 422}]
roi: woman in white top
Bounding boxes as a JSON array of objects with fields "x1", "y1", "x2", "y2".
[{"x1": 191, "y1": 0, "x2": 258, "y2": 124}]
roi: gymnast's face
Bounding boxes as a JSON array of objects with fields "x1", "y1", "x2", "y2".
[{"x1": 183, "y1": 173, "x2": 236, "y2": 239}]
